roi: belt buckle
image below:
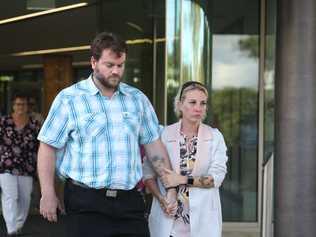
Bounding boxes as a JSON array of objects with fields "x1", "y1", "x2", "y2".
[{"x1": 106, "y1": 189, "x2": 117, "y2": 198}]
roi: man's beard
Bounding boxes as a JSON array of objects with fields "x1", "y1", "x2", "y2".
[{"x1": 94, "y1": 72, "x2": 121, "y2": 90}]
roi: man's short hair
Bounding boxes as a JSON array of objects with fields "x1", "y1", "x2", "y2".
[{"x1": 91, "y1": 32, "x2": 127, "y2": 60}]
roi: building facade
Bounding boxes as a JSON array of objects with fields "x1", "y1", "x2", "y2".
[{"x1": 1, "y1": 0, "x2": 315, "y2": 236}]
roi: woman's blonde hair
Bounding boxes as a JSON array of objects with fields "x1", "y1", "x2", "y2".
[{"x1": 174, "y1": 81, "x2": 208, "y2": 118}]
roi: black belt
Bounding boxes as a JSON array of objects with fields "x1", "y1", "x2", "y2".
[{"x1": 66, "y1": 178, "x2": 137, "y2": 198}]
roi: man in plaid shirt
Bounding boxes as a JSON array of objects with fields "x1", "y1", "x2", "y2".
[{"x1": 37, "y1": 32, "x2": 176, "y2": 237}]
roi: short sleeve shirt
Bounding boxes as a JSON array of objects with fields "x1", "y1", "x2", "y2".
[{"x1": 38, "y1": 76, "x2": 160, "y2": 189}]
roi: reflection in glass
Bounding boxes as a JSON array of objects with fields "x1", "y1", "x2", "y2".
[
  {"x1": 166, "y1": 0, "x2": 211, "y2": 124},
  {"x1": 99, "y1": 0, "x2": 166, "y2": 107},
  {"x1": 166, "y1": 0, "x2": 181, "y2": 124},
  {"x1": 212, "y1": 34, "x2": 259, "y2": 222}
]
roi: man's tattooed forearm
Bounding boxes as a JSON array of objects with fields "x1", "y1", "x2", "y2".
[
  {"x1": 150, "y1": 155, "x2": 164, "y2": 163},
  {"x1": 147, "y1": 155, "x2": 165, "y2": 177}
]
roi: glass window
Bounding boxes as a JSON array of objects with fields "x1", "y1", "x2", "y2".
[
  {"x1": 212, "y1": 0, "x2": 260, "y2": 222},
  {"x1": 165, "y1": 0, "x2": 260, "y2": 222},
  {"x1": 99, "y1": 0, "x2": 164, "y2": 104},
  {"x1": 166, "y1": 0, "x2": 211, "y2": 124},
  {"x1": 166, "y1": 0, "x2": 181, "y2": 124}
]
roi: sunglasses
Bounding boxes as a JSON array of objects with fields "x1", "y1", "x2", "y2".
[{"x1": 179, "y1": 81, "x2": 206, "y2": 99}]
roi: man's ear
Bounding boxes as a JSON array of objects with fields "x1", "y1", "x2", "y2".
[{"x1": 90, "y1": 56, "x2": 96, "y2": 69}]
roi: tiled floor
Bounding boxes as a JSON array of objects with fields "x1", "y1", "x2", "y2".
[
  {"x1": 0, "y1": 214, "x2": 66, "y2": 237},
  {"x1": 0, "y1": 214, "x2": 261, "y2": 237}
]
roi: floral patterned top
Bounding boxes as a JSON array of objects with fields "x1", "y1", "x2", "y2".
[
  {"x1": 171, "y1": 132, "x2": 197, "y2": 236},
  {"x1": 0, "y1": 115, "x2": 41, "y2": 177}
]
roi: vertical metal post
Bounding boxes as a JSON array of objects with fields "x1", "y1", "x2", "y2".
[
  {"x1": 96, "y1": 0, "x2": 104, "y2": 33},
  {"x1": 259, "y1": 0, "x2": 266, "y2": 234},
  {"x1": 152, "y1": 17, "x2": 157, "y2": 108}
]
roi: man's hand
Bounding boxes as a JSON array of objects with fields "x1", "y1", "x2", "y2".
[
  {"x1": 157, "y1": 195, "x2": 170, "y2": 214},
  {"x1": 161, "y1": 168, "x2": 187, "y2": 188},
  {"x1": 40, "y1": 193, "x2": 65, "y2": 222},
  {"x1": 157, "y1": 191, "x2": 177, "y2": 217},
  {"x1": 165, "y1": 188, "x2": 177, "y2": 216},
  {"x1": 38, "y1": 143, "x2": 62, "y2": 222}
]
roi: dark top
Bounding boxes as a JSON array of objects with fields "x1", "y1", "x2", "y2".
[{"x1": 0, "y1": 115, "x2": 41, "y2": 177}]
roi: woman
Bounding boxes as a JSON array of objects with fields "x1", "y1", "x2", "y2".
[
  {"x1": 0, "y1": 93, "x2": 41, "y2": 236},
  {"x1": 143, "y1": 81, "x2": 228, "y2": 237}
]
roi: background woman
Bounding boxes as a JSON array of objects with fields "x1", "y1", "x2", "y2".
[
  {"x1": 143, "y1": 81, "x2": 228, "y2": 237},
  {"x1": 0, "y1": 93, "x2": 41, "y2": 236}
]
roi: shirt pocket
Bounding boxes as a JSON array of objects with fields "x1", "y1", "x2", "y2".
[
  {"x1": 77, "y1": 112, "x2": 108, "y2": 140},
  {"x1": 122, "y1": 112, "x2": 141, "y2": 137}
]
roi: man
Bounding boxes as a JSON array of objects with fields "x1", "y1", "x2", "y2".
[
  {"x1": 37, "y1": 32, "x2": 176, "y2": 237},
  {"x1": 0, "y1": 93, "x2": 40, "y2": 236}
]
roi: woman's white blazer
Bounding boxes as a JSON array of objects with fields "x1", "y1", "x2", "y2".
[{"x1": 148, "y1": 121, "x2": 228, "y2": 237}]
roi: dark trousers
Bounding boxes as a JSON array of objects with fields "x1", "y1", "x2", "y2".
[{"x1": 64, "y1": 180, "x2": 150, "y2": 237}]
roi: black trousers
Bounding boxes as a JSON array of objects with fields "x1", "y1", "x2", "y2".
[{"x1": 64, "y1": 180, "x2": 150, "y2": 237}]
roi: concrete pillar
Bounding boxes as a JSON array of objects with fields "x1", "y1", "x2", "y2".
[{"x1": 275, "y1": 0, "x2": 316, "y2": 236}]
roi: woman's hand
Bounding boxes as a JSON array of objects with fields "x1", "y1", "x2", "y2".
[{"x1": 161, "y1": 168, "x2": 187, "y2": 188}]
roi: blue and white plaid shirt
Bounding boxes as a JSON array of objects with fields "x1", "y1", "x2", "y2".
[{"x1": 38, "y1": 76, "x2": 160, "y2": 189}]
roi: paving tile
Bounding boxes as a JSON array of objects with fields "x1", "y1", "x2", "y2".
[{"x1": 0, "y1": 215, "x2": 66, "y2": 237}]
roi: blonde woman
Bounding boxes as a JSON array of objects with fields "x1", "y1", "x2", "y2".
[{"x1": 143, "y1": 81, "x2": 228, "y2": 237}]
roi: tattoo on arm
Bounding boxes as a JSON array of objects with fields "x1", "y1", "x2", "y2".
[
  {"x1": 193, "y1": 176, "x2": 214, "y2": 188},
  {"x1": 147, "y1": 155, "x2": 166, "y2": 177}
]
